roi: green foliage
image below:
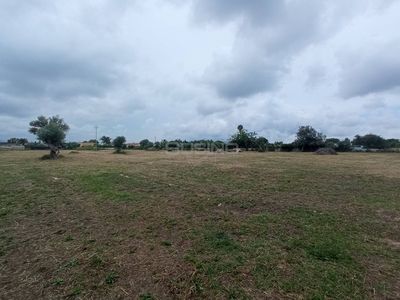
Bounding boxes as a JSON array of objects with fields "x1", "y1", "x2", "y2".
[
  {"x1": 69, "y1": 287, "x2": 82, "y2": 296},
  {"x1": 307, "y1": 240, "x2": 349, "y2": 261},
  {"x1": 113, "y1": 136, "x2": 126, "y2": 151},
  {"x1": 29, "y1": 115, "x2": 69, "y2": 136},
  {"x1": 280, "y1": 143, "x2": 296, "y2": 152},
  {"x1": 161, "y1": 240, "x2": 172, "y2": 246},
  {"x1": 25, "y1": 142, "x2": 48, "y2": 150},
  {"x1": 51, "y1": 278, "x2": 64, "y2": 286},
  {"x1": 336, "y1": 138, "x2": 352, "y2": 152},
  {"x1": 28, "y1": 115, "x2": 69, "y2": 157},
  {"x1": 274, "y1": 141, "x2": 283, "y2": 151},
  {"x1": 65, "y1": 142, "x2": 79, "y2": 150},
  {"x1": 139, "y1": 293, "x2": 154, "y2": 300},
  {"x1": 387, "y1": 138, "x2": 400, "y2": 148},
  {"x1": 229, "y1": 126, "x2": 257, "y2": 149},
  {"x1": 37, "y1": 123, "x2": 66, "y2": 147},
  {"x1": 7, "y1": 138, "x2": 28, "y2": 145},
  {"x1": 105, "y1": 272, "x2": 118, "y2": 284},
  {"x1": 325, "y1": 138, "x2": 340, "y2": 144},
  {"x1": 295, "y1": 125, "x2": 325, "y2": 151},
  {"x1": 100, "y1": 135, "x2": 112, "y2": 145},
  {"x1": 90, "y1": 255, "x2": 105, "y2": 267},
  {"x1": 353, "y1": 133, "x2": 388, "y2": 149},
  {"x1": 139, "y1": 139, "x2": 154, "y2": 149},
  {"x1": 153, "y1": 141, "x2": 161, "y2": 149},
  {"x1": 254, "y1": 137, "x2": 268, "y2": 152},
  {"x1": 205, "y1": 231, "x2": 238, "y2": 252},
  {"x1": 60, "y1": 258, "x2": 78, "y2": 269}
]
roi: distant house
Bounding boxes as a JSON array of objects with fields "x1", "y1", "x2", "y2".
[
  {"x1": 126, "y1": 142, "x2": 141, "y2": 148},
  {"x1": 79, "y1": 142, "x2": 95, "y2": 148}
]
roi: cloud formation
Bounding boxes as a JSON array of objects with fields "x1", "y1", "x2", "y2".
[
  {"x1": 194, "y1": 0, "x2": 369, "y2": 100},
  {"x1": 339, "y1": 41, "x2": 400, "y2": 98},
  {"x1": 0, "y1": 0, "x2": 399, "y2": 143}
]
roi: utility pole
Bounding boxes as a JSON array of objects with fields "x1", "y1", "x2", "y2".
[{"x1": 95, "y1": 125, "x2": 98, "y2": 151}]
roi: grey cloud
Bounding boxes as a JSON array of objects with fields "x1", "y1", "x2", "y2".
[
  {"x1": 0, "y1": 0, "x2": 139, "y2": 124},
  {"x1": 0, "y1": 0, "x2": 55, "y2": 16},
  {"x1": 191, "y1": 0, "x2": 284, "y2": 27},
  {"x1": 203, "y1": 57, "x2": 282, "y2": 100},
  {"x1": 196, "y1": 101, "x2": 231, "y2": 116},
  {"x1": 305, "y1": 64, "x2": 327, "y2": 87},
  {"x1": 339, "y1": 44, "x2": 400, "y2": 98},
  {"x1": 0, "y1": 96, "x2": 36, "y2": 118},
  {"x1": 363, "y1": 98, "x2": 386, "y2": 110},
  {"x1": 195, "y1": 0, "x2": 369, "y2": 100},
  {"x1": 0, "y1": 45, "x2": 125, "y2": 100}
]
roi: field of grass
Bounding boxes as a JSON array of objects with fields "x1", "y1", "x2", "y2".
[{"x1": 1, "y1": 150, "x2": 399, "y2": 299}]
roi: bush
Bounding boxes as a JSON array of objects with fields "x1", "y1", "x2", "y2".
[{"x1": 315, "y1": 148, "x2": 337, "y2": 155}]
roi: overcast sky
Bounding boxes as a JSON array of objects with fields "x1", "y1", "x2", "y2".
[{"x1": 1, "y1": 0, "x2": 399, "y2": 143}]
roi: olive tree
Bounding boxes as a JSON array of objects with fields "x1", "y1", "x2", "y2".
[
  {"x1": 29, "y1": 115, "x2": 69, "y2": 158},
  {"x1": 113, "y1": 136, "x2": 126, "y2": 153}
]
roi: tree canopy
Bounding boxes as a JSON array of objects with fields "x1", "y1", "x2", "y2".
[
  {"x1": 100, "y1": 136, "x2": 112, "y2": 145},
  {"x1": 113, "y1": 136, "x2": 126, "y2": 152},
  {"x1": 229, "y1": 126, "x2": 257, "y2": 150},
  {"x1": 352, "y1": 134, "x2": 387, "y2": 149},
  {"x1": 294, "y1": 125, "x2": 325, "y2": 151}
]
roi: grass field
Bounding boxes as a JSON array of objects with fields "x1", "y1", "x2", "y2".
[{"x1": 1, "y1": 150, "x2": 399, "y2": 299}]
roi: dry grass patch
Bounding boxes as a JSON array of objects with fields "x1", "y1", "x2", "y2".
[{"x1": 1, "y1": 150, "x2": 400, "y2": 299}]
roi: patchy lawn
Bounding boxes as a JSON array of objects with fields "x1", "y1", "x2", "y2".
[{"x1": 0, "y1": 150, "x2": 399, "y2": 299}]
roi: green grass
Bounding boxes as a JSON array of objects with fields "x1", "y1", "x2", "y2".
[
  {"x1": 105, "y1": 271, "x2": 118, "y2": 284},
  {"x1": 0, "y1": 150, "x2": 399, "y2": 299},
  {"x1": 161, "y1": 240, "x2": 172, "y2": 246},
  {"x1": 139, "y1": 293, "x2": 154, "y2": 300},
  {"x1": 60, "y1": 258, "x2": 78, "y2": 269},
  {"x1": 51, "y1": 278, "x2": 64, "y2": 286}
]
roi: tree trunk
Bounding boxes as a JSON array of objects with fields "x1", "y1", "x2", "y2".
[{"x1": 49, "y1": 145, "x2": 59, "y2": 159}]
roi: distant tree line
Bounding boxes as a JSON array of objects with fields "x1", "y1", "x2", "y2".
[
  {"x1": 13, "y1": 115, "x2": 400, "y2": 156},
  {"x1": 7, "y1": 138, "x2": 28, "y2": 145},
  {"x1": 278, "y1": 126, "x2": 398, "y2": 152}
]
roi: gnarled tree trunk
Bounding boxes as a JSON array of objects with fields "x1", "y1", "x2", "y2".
[{"x1": 49, "y1": 144, "x2": 60, "y2": 159}]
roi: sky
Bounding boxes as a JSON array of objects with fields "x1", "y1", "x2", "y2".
[{"x1": 0, "y1": 0, "x2": 399, "y2": 143}]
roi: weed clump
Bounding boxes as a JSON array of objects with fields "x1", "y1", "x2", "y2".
[{"x1": 105, "y1": 272, "x2": 118, "y2": 284}]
